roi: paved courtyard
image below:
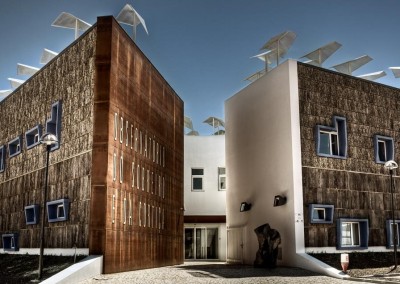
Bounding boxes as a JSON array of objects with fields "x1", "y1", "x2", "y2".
[{"x1": 79, "y1": 261, "x2": 371, "y2": 284}]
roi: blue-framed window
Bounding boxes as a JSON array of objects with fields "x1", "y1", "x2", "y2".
[
  {"x1": 316, "y1": 116, "x2": 347, "y2": 159},
  {"x1": 386, "y1": 220, "x2": 400, "y2": 248},
  {"x1": 47, "y1": 198, "x2": 69, "y2": 222},
  {"x1": 2, "y1": 233, "x2": 19, "y2": 251},
  {"x1": 25, "y1": 204, "x2": 40, "y2": 225},
  {"x1": 309, "y1": 204, "x2": 334, "y2": 224},
  {"x1": 25, "y1": 125, "x2": 42, "y2": 150},
  {"x1": 46, "y1": 100, "x2": 62, "y2": 151},
  {"x1": 0, "y1": 145, "x2": 5, "y2": 173},
  {"x1": 337, "y1": 218, "x2": 368, "y2": 250},
  {"x1": 374, "y1": 135, "x2": 394, "y2": 164},
  {"x1": 8, "y1": 136, "x2": 22, "y2": 158}
]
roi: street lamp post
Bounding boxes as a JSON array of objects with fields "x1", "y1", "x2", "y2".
[
  {"x1": 385, "y1": 160, "x2": 399, "y2": 271},
  {"x1": 38, "y1": 133, "x2": 58, "y2": 280}
]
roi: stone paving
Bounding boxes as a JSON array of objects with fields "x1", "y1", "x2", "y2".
[{"x1": 79, "y1": 261, "x2": 373, "y2": 284}]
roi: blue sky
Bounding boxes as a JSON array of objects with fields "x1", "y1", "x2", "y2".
[{"x1": 0, "y1": 0, "x2": 399, "y2": 135}]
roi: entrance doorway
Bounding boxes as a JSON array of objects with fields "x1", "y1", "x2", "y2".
[{"x1": 185, "y1": 227, "x2": 218, "y2": 259}]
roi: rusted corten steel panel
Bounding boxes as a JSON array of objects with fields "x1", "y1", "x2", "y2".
[
  {"x1": 298, "y1": 62, "x2": 400, "y2": 248},
  {"x1": 90, "y1": 16, "x2": 184, "y2": 273},
  {"x1": 0, "y1": 25, "x2": 96, "y2": 248}
]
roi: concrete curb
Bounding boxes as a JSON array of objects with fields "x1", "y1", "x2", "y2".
[{"x1": 40, "y1": 255, "x2": 103, "y2": 284}]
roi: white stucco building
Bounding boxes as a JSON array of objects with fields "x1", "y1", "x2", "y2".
[
  {"x1": 225, "y1": 60, "x2": 347, "y2": 278},
  {"x1": 184, "y1": 135, "x2": 227, "y2": 261}
]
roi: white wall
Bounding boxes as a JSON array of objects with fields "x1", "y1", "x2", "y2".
[
  {"x1": 184, "y1": 135, "x2": 226, "y2": 216},
  {"x1": 225, "y1": 60, "x2": 304, "y2": 266},
  {"x1": 184, "y1": 135, "x2": 227, "y2": 261},
  {"x1": 225, "y1": 60, "x2": 347, "y2": 278}
]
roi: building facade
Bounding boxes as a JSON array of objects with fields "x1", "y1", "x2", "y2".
[
  {"x1": 0, "y1": 16, "x2": 184, "y2": 274},
  {"x1": 225, "y1": 59, "x2": 400, "y2": 276},
  {"x1": 184, "y1": 135, "x2": 226, "y2": 261}
]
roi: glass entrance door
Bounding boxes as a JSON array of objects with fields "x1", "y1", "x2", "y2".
[
  {"x1": 185, "y1": 228, "x2": 195, "y2": 259},
  {"x1": 185, "y1": 227, "x2": 218, "y2": 259}
]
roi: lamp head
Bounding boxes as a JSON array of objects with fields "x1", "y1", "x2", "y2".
[
  {"x1": 273, "y1": 195, "x2": 287, "y2": 207},
  {"x1": 40, "y1": 133, "x2": 58, "y2": 146},
  {"x1": 240, "y1": 202, "x2": 252, "y2": 212},
  {"x1": 384, "y1": 160, "x2": 398, "y2": 171}
]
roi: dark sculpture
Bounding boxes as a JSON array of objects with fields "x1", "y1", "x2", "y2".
[{"x1": 254, "y1": 223, "x2": 281, "y2": 268}]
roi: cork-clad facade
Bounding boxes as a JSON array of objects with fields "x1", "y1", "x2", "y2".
[
  {"x1": 0, "y1": 16, "x2": 184, "y2": 274},
  {"x1": 298, "y1": 62, "x2": 400, "y2": 249}
]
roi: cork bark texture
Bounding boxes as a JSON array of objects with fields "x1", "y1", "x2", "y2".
[
  {"x1": 0, "y1": 27, "x2": 96, "y2": 248},
  {"x1": 298, "y1": 62, "x2": 400, "y2": 248},
  {"x1": 89, "y1": 17, "x2": 184, "y2": 273}
]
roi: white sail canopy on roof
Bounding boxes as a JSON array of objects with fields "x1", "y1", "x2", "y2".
[
  {"x1": 331, "y1": 55, "x2": 372, "y2": 75},
  {"x1": 52, "y1": 12, "x2": 92, "y2": 39},
  {"x1": 389, "y1": 67, "x2": 400, "y2": 78},
  {"x1": 116, "y1": 4, "x2": 148, "y2": 41},
  {"x1": 17, "y1": 63, "x2": 39, "y2": 76},
  {"x1": 260, "y1": 31, "x2": 296, "y2": 65},
  {"x1": 358, "y1": 71, "x2": 386, "y2": 81},
  {"x1": 40, "y1": 49, "x2": 58, "y2": 65},
  {"x1": 8, "y1": 78, "x2": 25, "y2": 89},
  {"x1": 301, "y1": 41, "x2": 342, "y2": 67},
  {"x1": 0, "y1": 90, "x2": 12, "y2": 101}
]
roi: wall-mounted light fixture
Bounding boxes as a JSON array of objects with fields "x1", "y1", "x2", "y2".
[
  {"x1": 273, "y1": 195, "x2": 287, "y2": 207},
  {"x1": 240, "y1": 202, "x2": 252, "y2": 212}
]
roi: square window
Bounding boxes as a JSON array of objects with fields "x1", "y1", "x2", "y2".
[
  {"x1": 309, "y1": 204, "x2": 334, "y2": 224},
  {"x1": 192, "y1": 177, "x2": 203, "y2": 190},
  {"x1": 192, "y1": 168, "x2": 204, "y2": 175},
  {"x1": 25, "y1": 204, "x2": 39, "y2": 225},
  {"x1": 374, "y1": 135, "x2": 394, "y2": 164},
  {"x1": 218, "y1": 167, "x2": 226, "y2": 191},
  {"x1": 26, "y1": 125, "x2": 43, "y2": 150},
  {"x1": 341, "y1": 222, "x2": 359, "y2": 246},
  {"x1": 0, "y1": 145, "x2": 5, "y2": 173},
  {"x1": 2, "y1": 234, "x2": 19, "y2": 251},
  {"x1": 386, "y1": 220, "x2": 400, "y2": 248},
  {"x1": 316, "y1": 116, "x2": 347, "y2": 159},
  {"x1": 45, "y1": 101, "x2": 62, "y2": 151},
  {"x1": 337, "y1": 218, "x2": 368, "y2": 250},
  {"x1": 8, "y1": 136, "x2": 22, "y2": 158},
  {"x1": 47, "y1": 199, "x2": 69, "y2": 222},
  {"x1": 192, "y1": 168, "x2": 204, "y2": 191}
]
